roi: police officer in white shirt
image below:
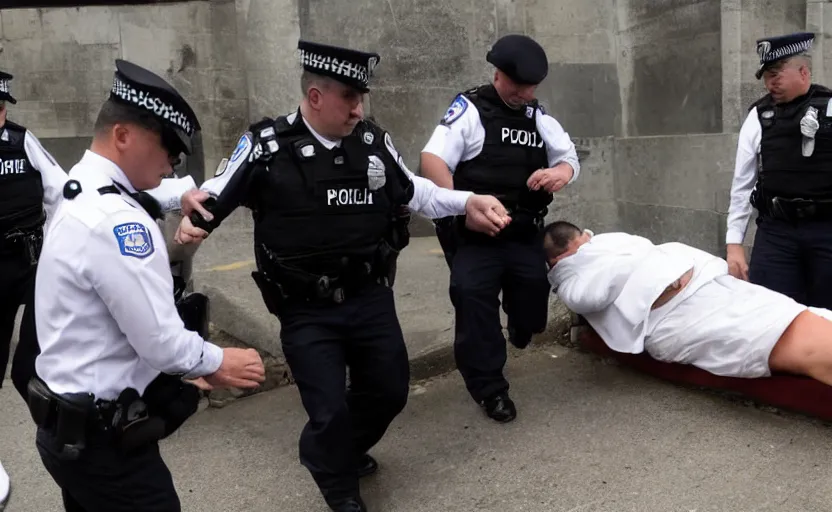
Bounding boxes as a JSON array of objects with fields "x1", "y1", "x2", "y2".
[
  {"x1": 726, "y1": 32, "x2": 832, "y2": 308},
  {"x1": 29, "y1": 59, "x2": 266, "y2": 512},
  {"x1": 420, "y1": 34, "x2": 581, "y2": 423},
  {"x1": 175, "y1": 39, "x2": 510, "y2": 512}
]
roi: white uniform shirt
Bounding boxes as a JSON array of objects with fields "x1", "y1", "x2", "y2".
[
  {"x1": 726, "y1": 108, "x2": 763, "y2": 245},
  {"x1": 201, "y1": 111, "x2": 474, "y2": 218},
  {"x1": 35, "y1": 150, "x2": 223, "y2": 400},
  {"x1": 421, "y1": 94, "x2": 581, "y2": 182},
  {"x1": 146, "y1": 173, "x2": 197, "y2": 212},
  {"x1": 5, "y1": 126, "x2": 70, "y2": 222}
]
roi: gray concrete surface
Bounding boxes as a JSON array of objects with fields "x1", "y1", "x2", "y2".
[{"x1": 5, "y1": 343, "x2": 832, "y2": 511}]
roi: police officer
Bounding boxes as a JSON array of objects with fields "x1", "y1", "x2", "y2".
[
  {"x1": 419, "y1": 34, "x2": 581, "y2": 423},
  {"x1": 29, "y1": 59, "x2": 266, "y2": 511},
  {"x1": 175, "y1": 39, "x2": 511, "y2": 512},
  {"x1": 725, "y1": 32, "x2": 832, "y2": 308},
  {"x1": 0, "y1": 70, "x2": 68, "y2": 404}
]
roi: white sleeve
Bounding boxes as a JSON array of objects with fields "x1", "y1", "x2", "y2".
[
  {"x1": 726, "y1": 108, "x2": 761, "y2": 245},
  {"x1": 536, "y1": 111, "x2": 581, "y2": 183},
  {"x1": 554, "y1": 271, "x2": 616, "y2": 315},
  {"x1": 145, "y1": 175, "x2": 196, "y2": 213},
  {"x1": 24, "y1": 131, "x2": 68, "y2": 218},
  {"x1": 88, "y1": 211, "x2": 223, "y2": 378},
  {"x1": 383, "y1": 131, "x2": 472, "y2": 218},
  {"x1": 420, "y1": 95, "x2": 481, "y2": 173}
]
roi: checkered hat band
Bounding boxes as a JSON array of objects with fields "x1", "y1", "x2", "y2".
[
  {"x1": 763, "y1": 39, "x2": 813, "y2": 62},
  {"x1": 299, "y1": 49, "x2": 369, "y2": 87},
  {"x1": 111, "y1": 76, "x2": 193, "y2": 136},
  {"x1": 0, "y1": 80, "x2": 8, "y2": 94}
]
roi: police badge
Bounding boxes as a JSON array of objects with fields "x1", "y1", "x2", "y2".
[{"x1": 367, "y1": 155, "x2": 386, "y2": 191}]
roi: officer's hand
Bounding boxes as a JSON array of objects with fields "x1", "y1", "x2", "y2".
[
  {"x1": 204, "y1": 348, "x2": 266, "y2": 390},
  {"x1": 527, "y1": 164, "x2": 574, "y2": 193},
  {"x1": 174, "y1": 215, "x2": 209, "y2": 245},
  {"x1": 180, "y1": 189, "x2": 215, "y2": 221},
  {"x1": 464, "y1": 194, "x2": 511, "y2": 236},
  {"x1": 726, "y1": 243, "x2": 749, "y2": 281}
]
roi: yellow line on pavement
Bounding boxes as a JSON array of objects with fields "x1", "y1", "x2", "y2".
[
  {"x1": 207, "y1": 260, "x2": 255, "y2": 272},
  {"x1": 428, "y1": 249, "x2": 444, "y2": 255}
]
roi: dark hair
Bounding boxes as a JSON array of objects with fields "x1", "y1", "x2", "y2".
[
  {"x1": 542, "y1": 220, "x2": 582, "y2": 257},
  {"x1": 93, "y1": 98, "x2": 164, "y2": 137}
]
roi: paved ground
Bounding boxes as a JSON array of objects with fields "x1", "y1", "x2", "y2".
[{"x1": 5, "y1": 343, "x2": 832, "y2": 512}]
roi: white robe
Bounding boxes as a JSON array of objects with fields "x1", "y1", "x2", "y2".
[{"x1": 550, "y1": 233, "x2": 813, "y2": 378}]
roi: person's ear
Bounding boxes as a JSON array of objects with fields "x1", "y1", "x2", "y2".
[
  {"x1": 112, "y1": 124, "x2": 131, "y2": 153},
  {"x1": 308, "y1": 87, "x2": 323, "y2": 110}
]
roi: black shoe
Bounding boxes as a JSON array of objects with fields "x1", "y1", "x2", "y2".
[
  {"x1": 481, "y1": 393, "x2": 517, "y2": 423},
  {"x1": 329, "y1": 497, "x2": 367, "y2": 512},
  {"x1": 507, "y1": 324, "x2": 533, "y2": 349},
  {"x1": 357, "y1": 453, "x2": 378, "y2": 478}
]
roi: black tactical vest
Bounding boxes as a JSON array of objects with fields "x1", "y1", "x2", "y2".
[
  {"x1": 755, "y1": 84, "x2": 832, "y2": 199},
  {"x1": 248, "y1": 113, "x2": 413, "y2": 275},
  {"x1": 452, "y1": 85, "x2": 551, "y2": 213},
  {"x1": 0, "y1": 121, "x2": 43, "y2": 233}
]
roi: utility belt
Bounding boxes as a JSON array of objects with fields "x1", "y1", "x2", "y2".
[
  {"x1": 253, "y1": 212, "x2": 410, "y2": 312},
  {"x1": 0, "y1": 209, "x2": 46, "y2": 265},
  {"x1": 752, "y1": 189, "x2": 832, "y2": 222},
  {"x1": 253, "y1": 244, "x2": 393, "y2": 313},
  {"x1": 27, "y1": 373, "x2": 201, "y2": 460}
]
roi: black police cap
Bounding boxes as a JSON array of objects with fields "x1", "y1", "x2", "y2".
[
  {"x1": 297, "y1": 40, "x2": 381, "y2": 93},
  {"x1": 755, "y1": 32, "x2": 814, "y2": 79},
  {"x1": 0, "y1": 70, "x2": 17, "y2": 105},
  {"x1": 486, "y1": 34, "x2": 548, "y2": 85},
  {"x1": 108, "y1": 59, "x2": 201, "y2": 155}
]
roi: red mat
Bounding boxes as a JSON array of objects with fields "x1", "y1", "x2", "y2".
[{"x1": 576, "y1": 325, "x2": 832, "y2": 422}]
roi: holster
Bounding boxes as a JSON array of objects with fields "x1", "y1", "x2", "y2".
[
  {"x1": 27, "y1": 377, "x2": 96, "y2": 461},
  {"x1": 251, "y1": 270, "x2": 286, "y2": 315},
  {"x1": 102, "y1": 374, "x2": 201, "y2": 455},
  {"x1": 377, "y1": 208, "x2": 411, "y2": 287},
  {"x1": 1, "y1": 212, "x2": 45, "y2": 266},
  {"x1": 433, "y1": 216, "x2": 459, "y2": 269},
  {"x1": 176, "y1": 292, "x2": 210, "y2": 338}
]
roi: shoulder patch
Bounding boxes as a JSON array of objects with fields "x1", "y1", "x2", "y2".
[
  {"x1": 113, "y1": 222, "x2": 155, "y2": 259},
  {"x1": 441, "y1": 95, "x2": 468, "y2": 126},
  {"x1": 230, "y1": 133, "x2": 252, "y2": 165}
]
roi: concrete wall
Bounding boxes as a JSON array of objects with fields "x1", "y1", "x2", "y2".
[
  {"x1": 1, "y1": 0, "x2": 829, "y2": 257},
  {"x1": 0, "y1": 1, "x2": 247, "y2": 174}
]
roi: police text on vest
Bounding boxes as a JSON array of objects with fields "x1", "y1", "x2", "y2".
[
  {"x1": 327, "y1": 188, "x2": 374, "y2": 206},
  {"x1": 501, "y1": 128, "x2": 544, "y2": 148},
  {"x1": 0, "y1": 158, "x2": 28, "y2": 175}
]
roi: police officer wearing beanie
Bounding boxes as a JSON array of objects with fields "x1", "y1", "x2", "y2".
[
  {"x1": 0, "y1": 70, "x2": 68, "y2": 405},
  {"x1": 726, "y1": 32, "x2": 832, "y2": 308},
  {"x1": 29, "y1": 59, "x2": 265, "y2": 511},
  {"x1": 175, "y1": 40, "x2": 510, "y2": 511},
  {"x1": 420, "y1": 34, "x2": 580, "y2": 423}
]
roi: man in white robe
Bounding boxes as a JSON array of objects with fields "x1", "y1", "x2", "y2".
[{"x1": 543, "y1": 221, "x2": 832, "y2": 385}]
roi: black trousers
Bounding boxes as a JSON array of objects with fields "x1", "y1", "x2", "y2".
[
  {"x1": 448, "y1": 234, "x2": 551, "y2": 403},
  {"x1": 0, "y1": 252, "x2": 38, "y2": 401},
  {"x1": 276, "y1": 282, "x2": 410, "y2": 503},
  {"x1": 35, "y1": 428, "x2": 180, "y2": 512},
  {"x1": 749, "y1": 216, "x2": 832, "y2": 309}
]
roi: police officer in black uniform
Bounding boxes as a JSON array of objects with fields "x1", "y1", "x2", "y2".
[
  {"x1": 420, "y1": 34, "x2": 581, "y2": 423},
  {"x1": 725, "y1": 32, "x2": 832, "y2": 308},
  {"x1": 0, "y1": 70, "x2": 68, "y2": 402},
  {"x1": 177, "y1": 40, "x2": 510, "y2": 512}
]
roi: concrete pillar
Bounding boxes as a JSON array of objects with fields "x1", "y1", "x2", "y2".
[
  {"x1": 807, "y1": 0, "x2": 830, "y2": 85},
  {"x1": 722, "y1": 0, "x2": 744, "y2": 132}
]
